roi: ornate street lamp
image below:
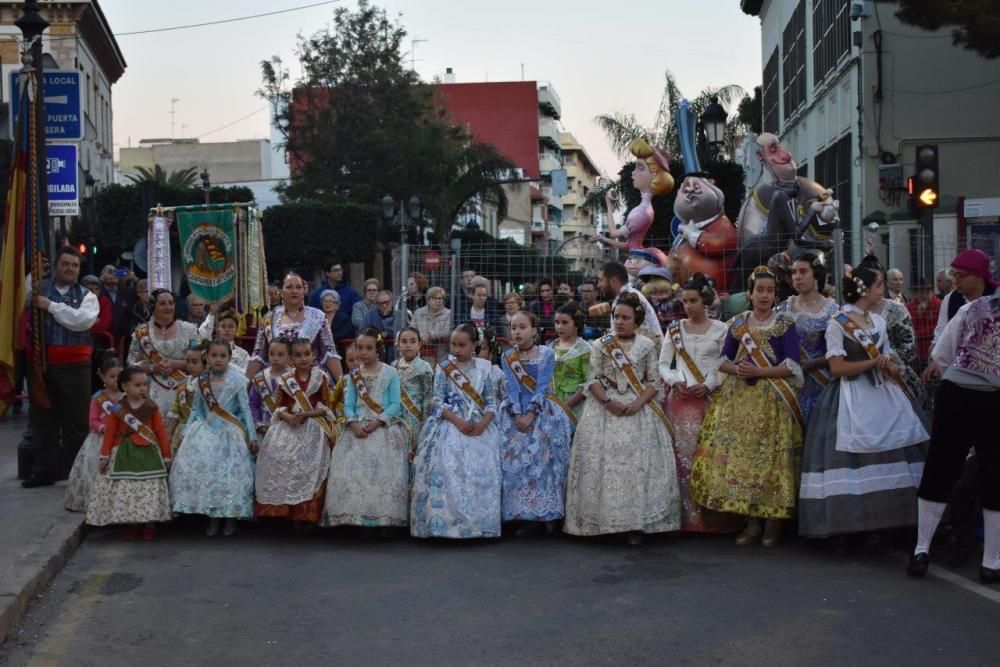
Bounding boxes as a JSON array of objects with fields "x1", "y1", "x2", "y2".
[
  {"x1": 381, "y1": 195, "x2": 423, "y2": 333},
  {"x1": 698, "y1": 96, "x2": 729, "y2": 163}
]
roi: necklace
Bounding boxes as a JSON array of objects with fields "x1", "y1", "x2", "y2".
[
  {"x1": 152, "y1": 318, "x2": 173, "y2": 330},
  {"x1": 798, "y1": 293, "x2": 823, "y2": 308},
  {"x1": 284, "y1": 306, "x2": 303, "y2": 318}
]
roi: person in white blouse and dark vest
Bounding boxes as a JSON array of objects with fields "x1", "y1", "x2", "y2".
[{"x1": 23, "y1": 247, "x2": 100, "y2": 488}]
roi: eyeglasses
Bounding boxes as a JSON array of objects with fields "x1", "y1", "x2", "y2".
[{"x1": 428, "y1": 296, "x2": 444, "y2": 301}]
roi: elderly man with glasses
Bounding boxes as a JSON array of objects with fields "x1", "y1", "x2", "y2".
[{"x1": 361, "y1": 290, "x2": 398, "y2": 362}]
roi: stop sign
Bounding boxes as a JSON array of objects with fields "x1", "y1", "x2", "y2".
[{"x1": 424, "y1": 251, "x2": 443, "y2": 271}]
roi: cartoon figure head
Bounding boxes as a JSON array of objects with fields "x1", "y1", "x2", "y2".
[
  {"x1": 629, "y1": 139, "x2": 674, "y2": 196},
  {"x1": 675, "y1": 175, "x2": 725, "y2": 223},
  {"x1": 756, "y1": 133, "x2": 797, "y2": 182}
]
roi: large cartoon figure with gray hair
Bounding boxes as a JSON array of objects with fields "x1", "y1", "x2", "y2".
[{"x1": 730, "y1": 132, "x2": 840, "y2": 289}]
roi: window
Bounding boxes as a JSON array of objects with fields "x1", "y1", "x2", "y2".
[
  {"x1": 762, "y1": 47, "x2": 780, "y2": 133},
  {"x1": 782, "y1": 1, "x2": 806, "y2": 120},
  {"x1": 813, "y1": 0, "x2": 850, "y2": 85},
  {"x1": 814, "y1": 133, "x2": 853, "y2": 250}
]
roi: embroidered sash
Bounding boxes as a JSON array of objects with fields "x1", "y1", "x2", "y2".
[
  {"x1": 834, "y1": 313, "x2": 914, "y2": 399},
  {"x1": 504, "y1": 349, "x2": 577, "y2": 425},
  {"x1": 198, "y1": 374, "x2": 249, "y2": 443},
  {"x1": 117, "y1": 402, "x2": 160, "y2": 447},
  {"x1": 95, "y1": 391, "x2": 117, "y2": 417},
  {"x1": 278, "y1": 370, "x2": 339, "y2": 442},
  {"x1": 440, "y1": 359, "x2": 486, "y2": 410},
  {"x1": 731, "y1": 316, "x2": 805, "y2": 430},
  {"x1": 599, "y1": 336, "x2": 674, "y2": 439},
  {"x1": 400, "y1": 387, "x2": 422, "y2": 421},
  {"x1": 667, "y1": 323, "x2": 707, "y2": 386},
  {"x1": 776, "y1": 302, "x2": 832, "y2": 388},
  {"x1": 350, "y1": 367, "x2": 384, "y2": 415},
  {"x1": 173, "y1": 385, "x2": 193, "y2": 421},
  {"x1": 135, "y1": 323, "x2": 187, "y2": 390},
  {"x1": 252, "y1": 371, "x2": 279, "y2": 414}
]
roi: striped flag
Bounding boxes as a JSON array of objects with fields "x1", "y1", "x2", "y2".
[{"x1": 0, "y1": 74, "x2": 31, "y2": 417}]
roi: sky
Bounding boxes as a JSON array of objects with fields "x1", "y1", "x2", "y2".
[{"x1": 101, "y1": 0, "x2": 764, "y2": 177}]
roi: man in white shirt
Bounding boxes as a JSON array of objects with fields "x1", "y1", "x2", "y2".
[
  {"x1": 596, "y1": 261, "x2": 663, "y2": 344},
  {"x1": 23, "y1": 247, "x2": 99, "y2": 487}
]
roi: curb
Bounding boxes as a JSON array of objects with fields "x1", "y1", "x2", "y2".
[{"x1": 0, "y1": 518, "x2": 86, "y2": 646}]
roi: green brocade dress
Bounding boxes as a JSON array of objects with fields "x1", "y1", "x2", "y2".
[{"x1": 548, "y1": 338, "x2": 591, "y2": 413}]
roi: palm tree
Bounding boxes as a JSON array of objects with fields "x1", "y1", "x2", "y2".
[
  {"x1": 125, "y1": 165, "x2": 201, "y2": 189},
  {"x1": 588, "y1": 70, "x2": 745, "y2": 208}
]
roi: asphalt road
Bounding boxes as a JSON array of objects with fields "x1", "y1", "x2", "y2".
[{"x1": 1, "y1": 519, "x2": 998, "y2": 666}]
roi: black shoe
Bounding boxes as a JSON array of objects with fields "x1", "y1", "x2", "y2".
[
  {"x1": 907, "y1": 552, "x2": 930, "y2": 578},
  {"x1": 980, "y1": 566, "x2": 1000, "y2": 584},
  {"x1": 21, "y1": 475, "x2": 55, "y2": 488}
]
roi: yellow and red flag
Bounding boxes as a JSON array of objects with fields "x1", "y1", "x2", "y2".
[{"x1": 0, "y1": 75, "x2": 31, "y2": 417}]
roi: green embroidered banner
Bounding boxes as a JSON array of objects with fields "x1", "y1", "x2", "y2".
[{"x1": 176, "y1": 208, "x2": 237, "y2": 303}]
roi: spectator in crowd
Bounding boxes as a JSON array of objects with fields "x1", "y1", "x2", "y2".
[
  {"x1": 187, "y1": 294, "x2": 208, "y2": 328},
  {"x1": 128, "y1": 279, "x2": 152, "y2": 335},
  {"x1": 455, "y1": 270, "x2": 477, "y2": 317},
  {"x1": 934, "y1": 269, "x2": 953, "y2": 300},
  {"x1": 468, "y1": 284, "x2": 492, "y2": 331},
  {"x1": 99, "y1": 264, "x2": 135, "y2": 344},
  {"x1": 557, "y1": 281, "x2": 574, "y2": 305},
  {"x1": 907, "y1": 277, "x2": 941, "y2": 374},
  {"x1": 887, "y1": 268, "x2": 907, "y2": 304},
  {"x1": 530, "y1": 278, "x2": 558, "y2": 341},
  {"x1": 407, "y1": 272, "x2": 428, "y2": 312},
  {"x1": 498, "y1": 291, "x2": 524, "y2": 339},
  {"x1": 352, "y1": 278, "x2": 380, "y2": 331},
  {"x1": 309, "y1": 260, "x2": 361, "y2": 321},
  {"x1": 82, "y1": 275, "x2": 112, "y2": 338},
  {"x1": 577, "y1": 279, "x2": 605, "y2": 339},
  {"x1": 361, "y1": 290, "x2": 397, "y2": 362},
  {"x1": 23, "y1": 247, "x2": 99, "y2": 487},
  {"x1": 266, "y1": 282, "x2": 282, "y2": 311},
  {"x1": 595, "y1": 260, "x2": 662, "y2": 343},
  {"x1": 412, "y1": 286, "x2": 451, "y2": 359},
  {"x1": 320, "y1": 289, "x2": 341, "y2": 334}
]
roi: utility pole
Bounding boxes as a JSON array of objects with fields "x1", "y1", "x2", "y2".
[
  {"x1": 170, "y1": 97, "x2": 180, "y2": 138},
  {"x1": 410, "y1": 38, "x2": 428, "y2": 71}
]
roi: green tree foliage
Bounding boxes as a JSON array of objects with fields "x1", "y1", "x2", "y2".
[
  {"x1": 124, "y1": 165, "x2": 201, "y2": 189},
  {"x1": 737, "y1": 86, "x2": 763, "y2": 135},
  {"x1": 84, "y1": 183, "x2": 253, "y2": 258},
  {"x1": 880, "y1": 0, "x2": 999, "y2": 59},
  {"x1": 261, "y1": 201, "x2": 378, "y2": 273},
  {"x1": 259, "y1": 1, "x2": 519, "y2": 243}
]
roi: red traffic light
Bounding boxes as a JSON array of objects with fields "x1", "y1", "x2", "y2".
[{"x1": 77, "y1": 243, "x2": 87, "y2": 254}]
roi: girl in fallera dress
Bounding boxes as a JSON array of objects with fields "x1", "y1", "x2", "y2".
[
  {"x1": 564, "y1": 293, "x2": 681, "y2": 544},
  {"x1": 216, "y1": 310, "x2": 250, "y2": 371},
  {"x1": 170, "y1": 340, "x2": 257, "y2": 537},
  {"x1": 248, "y1": 338, "x2": 292, "y2": 442},
  {"x1": 165, "y1": 342, "x2": 207, "y2": 457},
  {"x1": 690, "y1": 266, "x2": 804, "y2": 547},
  {"x1": 410, "y1": 324, "x2": 504, "y2": 539},
  {"x1": 392, "y1": 327, "x2": 434, "y2": 453},
  {"x1": 65, "y1": 356, "x2": 123, "y2": 512},
  {"x1": 86, "y1": 367, "x2": 173, "y2": 540},
  {"x1": 658, "y1": 274, "x2": 743, "y2": 534},
  {"x1": 498, "y1": 311, "x2": 575, "y2": 532},
  {"x1": 798, "y1": 266, "x2": 928, "y2": 540},
  {"x1": 548, "y1": 302, "x2": 591, "y2": 418},
  {"x1": 257, "y1": 339, "x2": 338, "y2": 530},
  {"x1": 478, "y1": 325, "x2": 506, "y2": 402},
  {"x1": 324, "y1": 328, "x2": 411, "y2": 532}
]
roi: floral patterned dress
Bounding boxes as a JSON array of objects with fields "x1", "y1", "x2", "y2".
[
  {"x1": 127, "y1": 320, "x2": 200, "y2": 416},
  {"x1": 548, "y1": 337, "x2": 591, "y2": 418},
  {"x1": 690, "y1": 312, "x2": 804, "y2": 520},
  {"x1": 875, "y1": 299, "x2": 925, "y2": 404},
  {"x1": 324, "y1": 364, "x2": 411, "y2": 527},
  {"x1": 410, "y1": 357, "x2": 503, "y2": 539},
  {"x1": 498, "y1": 346, "x2": 575, "y2": 522},
  {"x1": 65, "y1": 391, "x2": 122, "y2": 512},
  {"x1": 170, "y1": 367, "x2": 257, "y2": 518},
  {"x1": 256, "y1": 368, "x2": 337, "y2": 523},
  {"x1": 563, "y1": 335, "x2": 680, "y2": 536},
  {"x1": 658, "y1": 320, "x2": 743, "y2": 533},
  {"x1": 250, "y1": 305, "x2": 340, "y2": 370},
  {"x1": 779, "y1": 297, "x2": 839, "y2": 425}
]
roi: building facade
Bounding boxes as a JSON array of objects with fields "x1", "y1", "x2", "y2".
[
  {"x1": 559, "y1": 131, "x2": 604, "y2": 273},
  {"x1": 742, "y1": 0, "x2": 1000, "y2": 281},
  {"x1": 0, "y1": 0, "x2": 125, "y2": 189}
]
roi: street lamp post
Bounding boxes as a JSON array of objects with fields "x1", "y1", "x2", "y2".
[
  {"x1": 697, "y1": 96, "x2": 729, "y2": 165},
  {"x1": 381, "y1": 194, "x2": 423, "y2": 334},
  {"x1": 83, "y1": 171, "x2": 96, "y2": 274},
  {"x1": 200, "y1": 169, "x2": 211, "y2": 206}
]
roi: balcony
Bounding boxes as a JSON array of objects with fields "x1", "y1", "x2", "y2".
[
  {"x1": 537, "y1": 83, "x2": 561, "y2": 120},
  {"x1": 538, "y1": 118, "x2": 560, "y2": 150},
  {"x1": 538, "y1": 151, "x2": 561, "y2": 175},
  {"x1": 541, "y1": 186, "x2": 563, "y2": 211}
]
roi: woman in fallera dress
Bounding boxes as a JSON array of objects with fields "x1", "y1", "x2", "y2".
[
  {"x1": 798, "y1": 266, "x2": 928, "y2": 540},
  {"x1": 779, "y1": 253, "x2": 839, "y2": 424},
  {"x1": 410, "y1": 324, "x2": 503, "y2": 539},
  {"x1": 658, "y1": 274, "x2": 743, "y2": 533},
  {"x1": 564, "y1": 293, "x2": 680, "y2": 544},
  {"x1": 690, "y1": 266, "x2": 804, "y2": 547}
]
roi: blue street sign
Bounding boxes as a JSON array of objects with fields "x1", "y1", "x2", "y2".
[
  {"x1": 8, "y1": 70, "x2": 83, "y2": 141},
  {"x1": 46, "y1": 144, "x2": 79, "y2": 216}
]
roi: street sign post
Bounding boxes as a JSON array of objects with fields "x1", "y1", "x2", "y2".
[
  {"x1": 46, "y1": 144, "x2": 79, "y2": 216},
  {"x1": 8, "y1": 70, "x2": 83, "y2": 140}
]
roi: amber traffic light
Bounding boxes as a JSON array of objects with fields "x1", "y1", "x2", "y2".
[{"x1": 913, "y1": 144, "x2": 939, "y2": 209}]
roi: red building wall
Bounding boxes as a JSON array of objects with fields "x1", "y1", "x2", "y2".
[{"x1": 436, "y1": 82, "x2": 539, "y2": 180}]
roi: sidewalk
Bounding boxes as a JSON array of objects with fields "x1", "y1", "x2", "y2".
[{"x1": 0, "y1": 414, "x2": 86, "y2": 645}]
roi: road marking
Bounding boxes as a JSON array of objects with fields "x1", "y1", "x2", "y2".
[
  {"x1": 27, "y1": 541, "x2": 125, "y2": 667},
  {"x1": 927, "y1": 565, "x2": 1000, "y2": 606}
]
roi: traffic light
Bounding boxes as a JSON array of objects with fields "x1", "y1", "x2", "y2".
[
  {"x1": 913, "y1": 144, "x2": 939, "y2": 209},
  {"x1": 77, "y1": 242, "x2": 86, "y2": 254}
]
